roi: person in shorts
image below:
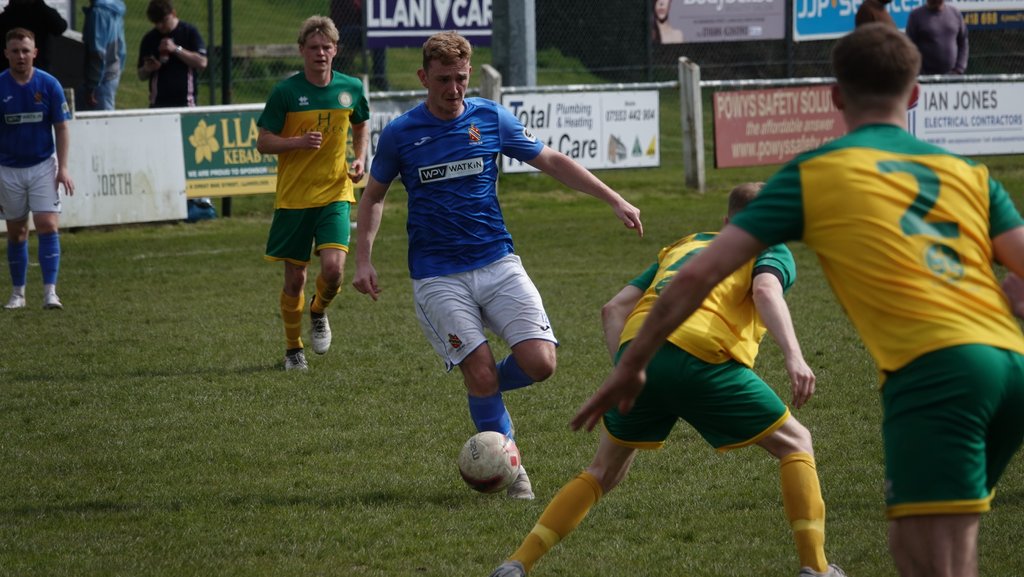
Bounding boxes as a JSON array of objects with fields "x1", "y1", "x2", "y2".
[
  {"x1": 352, "y1": 31, "x2": 643, "y2": 500},
  {"x1": 256, "y1": 15, "x2": 368, "y2": 371},
  {"x1": 574, "y1": 23, "x2": 1024, "y2": 577},
  {"x1": 0, "y1": 27, "x2": 74, "y2": 310},
  {"x1": 489, "y1": 183, "x2": 844, "y2": 577}
]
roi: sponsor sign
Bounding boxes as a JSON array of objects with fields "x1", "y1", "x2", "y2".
[
  {"x1": 793, "y1": 0, "x2": 1020, "y2": 41},
  {"x1": 366, "y1": 0, "x2": 492, "y2": 48},
  {"x1": 713, "y1": 85, "x2": 844, "y2": 168},
  {"x1": 908, "y1": 82, "x2": 1024, "y2": 155},
  {"x1": 180, "y1": 110, "x2": 278, "y2": 198},
  {"x1": 657, "y1": 0, "x2": 786, "y2": 43},
  {"x1": 501, "y1": 91, "x2": 660, "y2": 173}
]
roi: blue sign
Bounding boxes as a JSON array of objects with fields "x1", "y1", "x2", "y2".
[
  {"x1": 793, "y1": 0, "x2": 924, "y2": 40},
  {"x1": 366, "y1": 0, "x2": 492, "y2": 48}
]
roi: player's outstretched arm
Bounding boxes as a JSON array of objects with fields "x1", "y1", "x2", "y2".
[
  {"x1": 352, "y1": 176, "x2": 390, "y2": 301},
  {"x1": 751, "y1": 272, "x2": 815, "y2": 408},
  {"x1": 526, "y1": 147, "x2": 643, "y2": 237}
]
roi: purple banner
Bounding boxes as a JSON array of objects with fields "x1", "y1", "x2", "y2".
[{"x1": 366, "y1": 0, "x2": 493, "y2": 48}]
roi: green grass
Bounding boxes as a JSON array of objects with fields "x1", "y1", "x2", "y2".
[{"x1": 2, "y1": 161, "x2": 1024, "y2": 576}]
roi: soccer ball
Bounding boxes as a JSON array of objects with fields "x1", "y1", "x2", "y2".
[{"x1": 457, "y1": 431, "x2": 521, "y2": 493}]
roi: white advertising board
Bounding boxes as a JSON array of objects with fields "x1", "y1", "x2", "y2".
[
  {"x1": 500, "y1": 91, "x2": 660, "y2": 173},
  {"x1": 60, "y1": 115, "x2": 186, "y2": 228},
  {"x1": 908, "y1": 83, "x2": 1024, "y2": 156}
]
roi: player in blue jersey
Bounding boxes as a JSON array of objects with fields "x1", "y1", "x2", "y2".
[
  {"x1": 352, "y1": 31, "x2": 643, "y2": 500},
  {"x1": 0, "y1": 28, "x2": 74, "y2": 310}
]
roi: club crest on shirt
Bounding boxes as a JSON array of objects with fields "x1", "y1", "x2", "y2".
[
  {"x1": 338, "y1": 91, "x2": 353, "y2": 107},
  {"x1": 448, "y1": 333, "x2": 463, "y2": 350},
  {"x1": 522, "y1": 127, "x2": 536, "y2": 142},
  {"x1": 34, "y1": 91, "x2": 42, "y2": 104},
  {"x1": 468, "y1": 123, "x2": 481, "y2": 143}
]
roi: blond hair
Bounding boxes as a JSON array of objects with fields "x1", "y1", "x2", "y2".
[
  {"x1": 421, "y1": 31, "x2": 472, "y2": 70},
  {"x1": 298, "y1": 15, "x2": 339, "y2": 46}
]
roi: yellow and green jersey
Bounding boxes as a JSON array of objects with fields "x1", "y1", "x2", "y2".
[
  {"x1": 257, "y1": 71, "x2": 369, "y2": 209},
  {"x1": 731, "y1": 124, "x2": 1024, "y2": 375},
  {"x1": 620, "y1": 232, "x2": 796, "y2": 367}
]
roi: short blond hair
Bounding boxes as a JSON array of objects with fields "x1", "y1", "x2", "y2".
[
  {"x1": 422, "y1": 31, "x2": 472, "y2": 70},
  {"x1": 298, "y1": 15, "x2": 339, "y2": 46}
]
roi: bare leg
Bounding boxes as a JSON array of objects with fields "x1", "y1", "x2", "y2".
[{"x1": 889, "y1": 514, "x2": 979, "y2": 577}]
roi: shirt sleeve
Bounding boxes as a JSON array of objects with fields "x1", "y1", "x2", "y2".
[
  {"x1": 369, "y1": 122, "x2": 400, "y2": 183},
  {"x1": 753, "y1": 243, "x2": 797, "y2": 293},
  {"x1": 496, "y1": 104, "x2": 544, "y2": 163},
  {"x1": 730, "y1": 162, "x2": 805, "y2": 247},
  {"x1": 988, "y1": 176, "x2": 1024, "y2": 237},
  {"x1": 256, "y1": 86, "x2": 286, "y2": 134},
  {"x1": 627, "y1": 262, "x2": 659, "y2": 291}
]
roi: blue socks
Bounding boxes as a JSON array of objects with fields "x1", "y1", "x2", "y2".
[
  {"x1": 468, "y1": 393, "x2": 513, "y2": 438},
  {"x1": 38, "y1": 232, "x2": 60, "y2": 286},
  {"x1": 7, "y1": 238, "x2": 28, "y2": 288},
  {"x1": 497, "y1": 355, "x2": 534, "y2": 392}
]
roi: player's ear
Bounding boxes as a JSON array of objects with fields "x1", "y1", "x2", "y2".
[
  {"x1": 417, "y1": 68, "x2": 427, "y2": 87},
  {"x1": 907, "y1": 83, "x2": 920, "y2": 108},
  {"x1": 830, "y1": 84, "x2": 844, "y2": 111}
]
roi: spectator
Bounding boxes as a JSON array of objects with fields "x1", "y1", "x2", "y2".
[
  {"x1": 0, "y1": 28, "x2": 74, "y2": 310},
  {"x1": 855, "y1": 0, "x2": 895, "y2": 27},
  {"x1": 906, "y1": 0, "x2": 968, "y2": 74},
  {"x1": 78, "y1": 0, "x2": 126, "y2": 111},
  {"x1": 0, "y1": 0, "x2": 67, "y2": 73},
  {"x1": 329, "y1": 0, "x2": 388, "y2": 90},
  {"x1": 137, "y1": 0, "x2": 207, "y2": 108}
]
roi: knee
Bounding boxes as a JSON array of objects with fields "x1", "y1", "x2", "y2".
[{"x1": 518, "y1": 346, "x2": 557, "y2": 382}]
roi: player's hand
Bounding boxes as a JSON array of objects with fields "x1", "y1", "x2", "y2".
[
  {"x1": 301, "y1": 131, "x2": 323, "y2": 149},
  {"x1": 56, "y1": 167, "x2": 75, "y2": 196},
  {"x1": 142, "y1": 56, "x2": 161, "y2": 72},
  {"x1": 570, "y1": 365, "x2": 646, "y2": 432},
  {"x1": 786, "y1": 355, "x2": 815, "y2": 409},
  {"x1": 348, "y1": 158, "x2": 365, "y2": 183},
  {"x1": 352, "y1": 264, "x2": 380, "y2": 301},
  {"x1": 614, "y1": 198, "x2": 643, "y2": 238}
]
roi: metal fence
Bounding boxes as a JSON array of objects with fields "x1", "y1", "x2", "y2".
[{"x1": 106, "y1": 0, "x2": 1024, "y2": 107}]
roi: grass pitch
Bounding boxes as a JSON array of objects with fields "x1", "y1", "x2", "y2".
[{"x1": 2, "y1": 164, "x2": 1024, "y2": 576}]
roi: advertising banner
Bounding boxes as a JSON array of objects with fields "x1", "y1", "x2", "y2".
[
  {"x1": 713, "y1": 85, "x2": 844, "y2": 168},
  {"x1": 9, "y1": 115, "x2": 187, "y2": 231},
  {"x1": 366, "y1": 0, "x2": 492, "y2": 48},
  {"x1": 500, "y1": 91, "x2": 660, "y2": 173},
  {"x1": 180, "y1": 110, "x2": 277, "y2": 198},
  {"x1": 654, "y1": 0, "x2": 786, "y2": 43},
  {"x1": 908, "y1": 82, "x2": 1024, "y2": 155},
  {"x1": 793, "y1": 0, "x2": 1021, "y2": 41}
]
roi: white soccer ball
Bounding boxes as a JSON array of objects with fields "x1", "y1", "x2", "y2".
[{"x1": 457, "y1": 431, "x2": 521, "y2": 493}]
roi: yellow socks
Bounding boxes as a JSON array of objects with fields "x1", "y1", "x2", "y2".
[
  {"x1": 509, "y1": 471, "x2": 603, "y2": 573},
  {"x1": 780, "y1": 452, "x2": 828, "y2": 572},
  {"x1": 280, "y1": 291, "x2": 304, "y2": 350},
  {"x1": 311, "y1": 275, "x2": 340, "y2": 315}
]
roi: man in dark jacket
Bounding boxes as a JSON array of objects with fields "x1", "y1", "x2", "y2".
[{"x1": 0, "y1": 0, "x2": 67, "y2": 72}]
